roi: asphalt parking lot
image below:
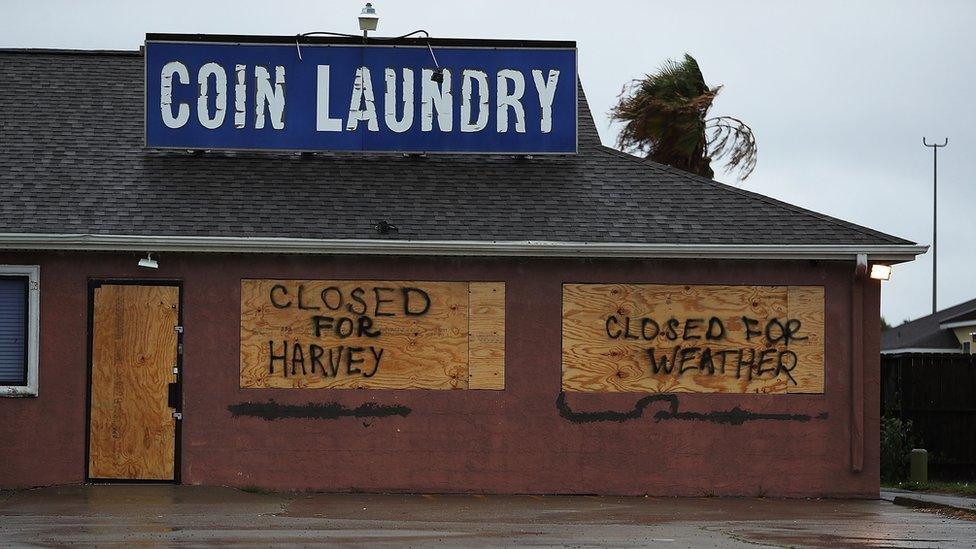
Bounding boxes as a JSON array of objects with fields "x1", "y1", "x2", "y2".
[{"x1": 1, "y1": 485, "x2": 974, "y2": 547}]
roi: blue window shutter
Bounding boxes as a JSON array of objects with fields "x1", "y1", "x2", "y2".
[{"x1": 0, "y1": 278, "x2": 27, "y2": 385}]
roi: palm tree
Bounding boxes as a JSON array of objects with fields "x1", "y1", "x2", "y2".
[{"x1": 611, "y1": 54, "x2": 757, "y2": 181}]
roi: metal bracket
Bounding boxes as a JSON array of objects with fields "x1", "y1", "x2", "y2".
[
  {"x1": 172, "y1": 411, "x2": 183, "y2": 420},
  {"x1": 855, "y1": 253, "x2": 868, "y2": 279},
  {"x1": 174, "y1": 326, "x2": 184, "y2": 333}
]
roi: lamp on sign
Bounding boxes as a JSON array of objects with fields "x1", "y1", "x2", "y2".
[{"x1": 359, "y1": 3, "x2": 379, "y2": 37}]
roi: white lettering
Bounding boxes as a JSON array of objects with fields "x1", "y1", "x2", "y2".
[
  {"x1": 460, "y1": 69, "x2": 489, "y2": 133},
  {"x1": 254, "y1": 65, "x2": 285, "y2": 130},
  {"x1": 421, "y1": 69, "x2": 453, "y2": 132},
  {"x1": 315, "y1": 65, "x2": 342, "y2": 132},
  {"x1": 196, "y1": 62, "x2": 227, "y2": 130},
  {"x1": 347, "y1": 67, "x2": 379, "y2": 131},
  {"x1": 384, "y1": 68, "x2": 414, "y2": 133},
  {"x1": 160, "y1": 61, "x2": 190, "y2": 129},
  {"x1": 159, "y1": 63, "x2": 562, "y2": 140},
  {"x1": 496, "y1": 69, "x2": 525, "y2": 133},
  {"x1": 234, "y1": 64, "x2": 246, "y2": 129},
  {"x1": 531, "y1": 69, "x2": 559, "y2": 133}
]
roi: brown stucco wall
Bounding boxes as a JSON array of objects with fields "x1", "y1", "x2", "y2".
[{"x1": 0, "y1": 250, "x2": 881, "y2": 496}]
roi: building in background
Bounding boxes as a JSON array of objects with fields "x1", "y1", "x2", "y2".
[
  {"x1": 880, "y1": 299, "x2": 976, "y2": 478},
  {"x1": 882, "y1": 298, "x2": 976, "y2": 355}
]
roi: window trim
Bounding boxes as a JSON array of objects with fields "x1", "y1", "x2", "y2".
[{"x1": 0, "y1": 265, "x2": 39, "y2": 397}]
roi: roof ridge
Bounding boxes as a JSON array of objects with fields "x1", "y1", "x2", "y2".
[
  {"x1": 938, "y1": 296, "x2": 976, "y2": 312},
  {"x1": 595, "y1": 145, "x2": 914, "y2": 246}
]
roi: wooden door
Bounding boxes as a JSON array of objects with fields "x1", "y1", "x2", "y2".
[{"x1": 88, "y1": 284, "x2": 180, "y2": 481}]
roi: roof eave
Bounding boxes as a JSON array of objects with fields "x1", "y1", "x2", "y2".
[
  {"x1": 881, "y1": 347, "x2": 964, "y2": 355},
  {"x1": 939, "y1": 320, "x2": 976, "y2": 330},
  {"x1": 0, "y1": 233, "x2": 929, "y2": 262}
]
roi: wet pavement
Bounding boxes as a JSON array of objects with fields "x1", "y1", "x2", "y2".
[{"x1": 1, "y1": 485, "x2": 974, "y2": 547}]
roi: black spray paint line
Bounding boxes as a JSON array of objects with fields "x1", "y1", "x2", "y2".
[
  {"x1": 656, "y1": 407, "x2": 829, "y2": 426},
  {"x1": 555, "y1": 392, "x2": 827, "y2": 426},
  {"x1": 228, "y1": 399, "x2": 411, "y2": 421},
  {"x1": 556, "y1": 392, "x2": 679, "y2": 423}
]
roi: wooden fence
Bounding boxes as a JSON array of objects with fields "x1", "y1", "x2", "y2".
[{"x1": 881, "y1": 353, "x2": 976, "y2": 479}]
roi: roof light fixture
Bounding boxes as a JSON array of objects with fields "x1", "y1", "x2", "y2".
[{"x1": 374, "y1": 220, "x2": 399, "y2": 235}]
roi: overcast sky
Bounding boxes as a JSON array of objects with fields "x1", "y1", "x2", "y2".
[{"x1": 3, "y1": 0, "x2": 973, "y2": 324}]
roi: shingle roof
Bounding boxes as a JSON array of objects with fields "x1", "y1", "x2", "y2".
[
  {"x1": 942, "y1": 308, "x2": 976, "y2": 325},
  {"x1": 0, "y1": 49, "x2": 916, "y2": 246},
  {"x1": 881, "y1": 298, "x2": 976, "y2": 352}
]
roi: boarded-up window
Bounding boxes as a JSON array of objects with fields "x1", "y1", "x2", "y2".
[
  {"x1": 240, "y1": 280, "x2": 505, "y2": 390},
  {"x1": 562, "y1": 284, "x2": 825, "y2": 394}
]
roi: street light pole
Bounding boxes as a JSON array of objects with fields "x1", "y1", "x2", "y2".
[{"x1": 923, "y1": 137, "x2": 948, "y2": 314}]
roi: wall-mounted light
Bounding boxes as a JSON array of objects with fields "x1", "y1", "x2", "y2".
[
  {"x1": 359, "y1": 3, "x2": 379, "y2": 37},
  {"x1": 870, "y1": 264, "x2": 892, "y2": 281},
  {"x1": 138, "y1": 253, "x2": 159, "y2": 269}
]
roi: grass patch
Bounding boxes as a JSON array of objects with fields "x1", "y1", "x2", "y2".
[{"x1": 884, "y1": 480, "x2": 976, "y2": 498}]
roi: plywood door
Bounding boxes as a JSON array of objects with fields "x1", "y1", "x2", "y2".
[{"x1": 88, "y1": 284, "x2": 179, "y2": 480}]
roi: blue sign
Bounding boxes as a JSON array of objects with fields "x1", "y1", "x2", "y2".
[{"x1": 145, "y1": 37, "x2": 577, "y2": 153}]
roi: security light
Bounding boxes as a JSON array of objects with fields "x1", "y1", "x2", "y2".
[
  {"x1": 870, "y1": 264, "x2": 892, "y2": 281},
  {"x1": 359, "y1": 3, "x2": 379, "y2": 36},
  {"x1": 138, "y1": 253, "x2": 159, "y2": 269}
]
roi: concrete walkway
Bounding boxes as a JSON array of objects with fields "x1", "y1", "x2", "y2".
[
  {"x1": 882, "y1": 488, "x2": 976, "y2": 513},
  {"x1": 1, "y1": 485, "x2": 975, "y2": 547}
]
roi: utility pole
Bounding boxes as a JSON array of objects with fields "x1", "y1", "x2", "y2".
[{"x1": 923, "y1": 137, "x2": 948, "y2": 314}]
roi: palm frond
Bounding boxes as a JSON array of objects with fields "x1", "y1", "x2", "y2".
[
  {"x1": 609, "y1": 53, "x2": 757, "y2": 181},
  {"x1": 706, "y1": 116, "x2": 758, "y2": 180}
]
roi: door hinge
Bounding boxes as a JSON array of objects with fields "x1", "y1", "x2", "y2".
[
  {"x1": 172, "y1": 411, "x2": 183, "y2": 420},
  {"x1": 174, "y1": 325, "x2": 184, "y2": 333}
]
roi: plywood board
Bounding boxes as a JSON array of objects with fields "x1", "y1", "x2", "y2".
[
  {"x1": 562, "y1": 284, "x2": 824, "y2": 394},
  {"x1": 240, "y1": 280, "x2": 506, "y2": 390},
  {"x1": 89, "y1": 284, "x2": 178, "y2": 480},
  {"x1": 468, "y1": 282, "x2": 505, "y2": 390}
]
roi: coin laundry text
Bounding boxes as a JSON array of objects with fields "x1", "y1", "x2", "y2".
[{"x1": 159, "y1": 62, "x2": 561, "y2": 134}]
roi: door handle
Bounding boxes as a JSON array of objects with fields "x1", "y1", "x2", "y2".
[{"x1": 168, "y1": 382, "x2": 180, "y2": 409}]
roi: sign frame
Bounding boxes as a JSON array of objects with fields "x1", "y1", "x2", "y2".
[{"x1": 144, "y1": 33, "x2": 578, "y2": 155}]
